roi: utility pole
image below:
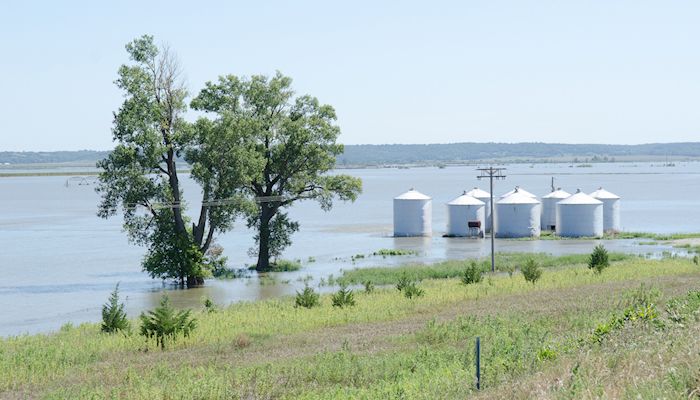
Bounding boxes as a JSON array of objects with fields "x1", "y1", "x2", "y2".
[{"x1": 477, "y1": 166, "x2": 506, "y2": 273}]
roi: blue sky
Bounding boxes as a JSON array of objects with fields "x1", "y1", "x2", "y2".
[{"x1": 1, "y1": 1, "x2": 699, "y2": 151}]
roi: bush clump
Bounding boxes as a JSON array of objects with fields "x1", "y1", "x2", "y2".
[
  {"x1": 460, "y1": 261, "x2": 483, "y2": 285},
  {"x1": 269, "y1": 259, "x2": 302, "y2": 272},
  {"x1": 101, "y1": 284, "x2": 130, "y2": 334},
  {"x1": 332, "y1": 285, "x2": 356, "y2": 308},
  {"x1": 396, "y1": 272, "x2": 414, "y2": 292},
  {"x1": 363, "y1": 280, "x2": 375, "y2": 293},
  {"x1": 202, "y1": 296, "x2": 218, "y2": 313},
  {"x1": 402, "y1": 282, "x2": 425, "y2": 299},
  {"x1": 395, "y1": 272, "x2": 424, "y2": 298},
  {"x1": 295, "y1": 286, "x2": 320, "y2": 308},
  {"x1": 521, "y1": 257, "x2": 542, "y2": 285},
  {"x1": 139, "y1": 296, "x2": 196, "y2": 349},
  {"x1": 588, "y1": 244, "x2": 610, "y2": 274},
  {"x1": 693, "y1": 255, "x2": 699, "y2": 266}
]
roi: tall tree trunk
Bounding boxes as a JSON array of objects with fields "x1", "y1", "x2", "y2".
[
  {"x1": 166, "y1": 149, "x2": 186, "y2": 235},
  {"x1": 256, "y1": 205, "x2": 273, "y2": 271}
]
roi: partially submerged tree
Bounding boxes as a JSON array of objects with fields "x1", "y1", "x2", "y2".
[
  {"x1": 192, "y1": 72, "x2": 362, "y2": 271},
  {"x1": 97, "y1": 35, "x2": 254, "y2": 286}
]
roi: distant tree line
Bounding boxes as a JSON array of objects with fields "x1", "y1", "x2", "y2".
[
  {"x1": 4, "y1": 142, "x2": 700, "y2": 166},
  {"x1": 336, "y1": 142, "x2": 700, "y2": 165}
]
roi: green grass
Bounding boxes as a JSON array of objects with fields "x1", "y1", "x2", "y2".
[
  {"x1": 249, "y1": 259, "x2": 302, "y2": 272},
  {"x1": 604, "y1": 231, "x2": 700, "y2": 240},
  {"x1": 1, "y1": 256, "x2": 699, "y2": 398},
  {"x1": 510, "y1": 231, "x2": 700, "y2": 241},
  {"x1": 372, "y1": 248, "x2": 418, "y2": 257},
  {"x1": 332, "y1": 252, "x2": 632, "y2": 286}
]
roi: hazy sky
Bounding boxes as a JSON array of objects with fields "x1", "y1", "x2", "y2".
[{"x1": 1, "y1": 1, "x2": 699, "y2": 151}]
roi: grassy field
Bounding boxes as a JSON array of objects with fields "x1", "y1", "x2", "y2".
[{"x1": 1, "y1": 255, "x2": 699, "y2": 399}]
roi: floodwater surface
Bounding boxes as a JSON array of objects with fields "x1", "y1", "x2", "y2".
[{"x1": 1, "y1": 161, "x2": 699, "y2": 335}]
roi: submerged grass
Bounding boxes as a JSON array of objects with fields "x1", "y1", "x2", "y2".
[
  {"x1": 333, "y1": 252, "x2": 632, "y2": 286},
  {"x1": 1, "y1": 256, "x2": 699, "y2": 398}
]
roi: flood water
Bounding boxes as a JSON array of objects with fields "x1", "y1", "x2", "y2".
[{"x1": 1, "y1": 161, "x2": 699, "y2": 336}]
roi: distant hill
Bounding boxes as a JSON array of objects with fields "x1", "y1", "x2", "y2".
[{"x1": 2, "y1": 142, "x2": 700, "y2": 166}]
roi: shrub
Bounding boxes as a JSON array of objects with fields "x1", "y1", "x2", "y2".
[
  {"x1": 295, "y1": 286, "x2": 320, "y2": 308},
  {"x1": 139, "y1": 296, "x2": 196, "y2": 349},
  {"x1": 332, "y1": 285, "x2": 356, "y2": 308},
  {"x1": 588, "y1": 244, "x2": 610, "y2": 274},
  {"x1": 521, "y1": 257, "x2": 542, "y2": 285},
  {"x1": 402, "y1": 282, "x2": 425, "y2": 299},
  {"x1": 269, "y1": 259, "x2": 301, "y2": 272},
  {"x1": 460, "y1": 261, "x2": 483, "y2": 285},
  {"x1": 363, "y1": 280, "x2": 375, "y2": 293},
  {"x1": 202, "y1": 296, "x2": 218, "y2": 313},
  {"x1": 693, "y1": 255, "x2": 699, "y2": 266},
  {"x1": 373, "y1": 249, "x2": 417, "y2": 256},
  {"x1": 396, "y1": 272, "x2": 412, "y2": 292},
  {"x1": 101, "y1": 284, "x2": 130, "y2": 334}
]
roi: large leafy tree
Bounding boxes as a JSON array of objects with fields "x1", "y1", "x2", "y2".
[
  {"x1": 97, "y1": 35, "x2": 254, "y2": 286},
  {"x1": 191, "y1": 72, "x2": 362, "y2": 271}
]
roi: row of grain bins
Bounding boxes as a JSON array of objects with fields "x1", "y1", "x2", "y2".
[{"x1": 393, "y1": 186, "x2": 620, "y2": 238}]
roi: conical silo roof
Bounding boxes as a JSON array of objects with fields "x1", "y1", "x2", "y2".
[
  {"x1": 465, "y1": 187, "x2": 490, "y2": 199},
  {"x1": 500, "y1": 186, "x2": 537, "y2": 199},
  {"x1": 498, "y1": 190, "x2": 541, "y2": 205},
  {"x1": 447, "y1": 192, "x2": 485, "y2": 206},
  {"x1": 394, "y1": 188, "x2": 431, "y2": 200},
  {"x1": 542, "y1": 188, "x2": 571, "y2": 199},
  {"x1": 559, "y1": 189, "x2": 603, "y2": 205},
  {"x1": 589, "y1": 187, "x2": 620, "y2": 200}
]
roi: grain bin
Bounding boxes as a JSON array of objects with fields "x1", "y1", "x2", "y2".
[
  {"x1": 393, "y1": 188, "x2": 432, "y2": 237},
  {"x1": 465, "y1": 187, "x2": 492, "y2": 232},
  {"x1": 446, "y1": 192, "x2": 485, "y2": 237},
  {"x1": 500, "y1": 186, "x2": 537, "y2": 200},
  {"x1": 541, "y1": 188, "x2": 571, "y2": 230},
  {"x1": 589, "y1": 187, "x2": 621, "y2": 232},
  {"x1": 555, "y1": 189, "x2": 603, "y2": 237},
  {"x1": 495, "y1": 189, "x2": 542, "y2": 238}
]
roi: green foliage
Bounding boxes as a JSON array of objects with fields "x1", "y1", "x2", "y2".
[
  {"x1": 295, "y1": 286, "x2": 320, "y2": 309},
  {"x1": 335, "y1": 252, "x2": 633, "y2": 286},
  {"x1": 402, "y1": 282, "x2": 425, "y2": 299},
  {"x1": 665, "y1": 290, "x2": 700, "y2": 325},
  {"x1": 395, "y1": 272, "x2": 414, "y2": 292},
  {"x1": 537, "y1": 347, "x2": 558, "y2": 362},
  {"x1": 101, "y1": 284, "x2": 130, "y2": 334},
  {"x1": 206, "y1": 244, "x2": 235, "y2": 279},
  {"x1": 139, "y1": 296, "x2": 196, "y2": 349},
  {"x1": 588, "y1": 245, "x2": 610, "y2": 274},
  {"x1": 363, "y1": 280, "x2": 375, "y2": 293},
  {"x1": 141, "y1": 219, "x2": 206, "y2": 285},
  {"x1": 521, "y1": 257, "x2": 542, "y2": 285},
  {"x1": 191, "y1": 72, "x2": 362, "y2": 271},
  {"x1": 693, "y1": 255, "x2": 699, "y2": 266},
  {"x1": 96, "y1": 35, "x2": 257, "y2": 286},
  {"x1": 270, "y1": 259, "x2": 302, "y2": 272},
  {"x1": 373, "y1": 249, "x2": 417, "y2": 257},
  {"x1": 590, "y1": 285, "x2": 664, "y2": 343},
  {"x1": 332, "y1": 285, "x2": 356, "y2": 308},
  {"x1": 460, "y1": 261, "x2": 483, "y2": 285},
  {"x1": 202, "y1": 297, "x2": 218, "y2": 313}
]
